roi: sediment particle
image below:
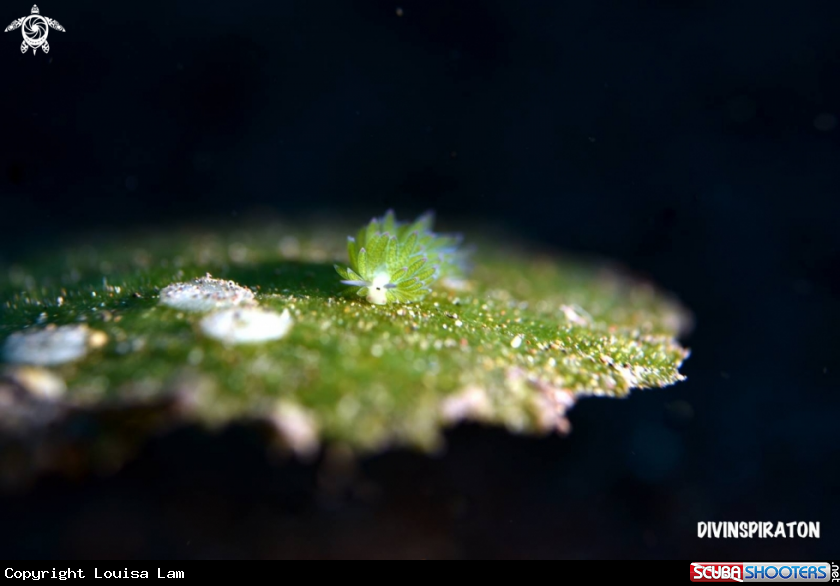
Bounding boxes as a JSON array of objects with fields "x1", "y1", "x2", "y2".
[
  {"x1": 4, "y1": 366, "x2": 66, "y2": 399},
  {"x1": 270, "y1": 401, "x2": 319, "y2": 459}
]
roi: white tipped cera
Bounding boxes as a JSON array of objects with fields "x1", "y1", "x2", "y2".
[{"x1": 200, "y1": 307, "x2": 294, "y2": 345}]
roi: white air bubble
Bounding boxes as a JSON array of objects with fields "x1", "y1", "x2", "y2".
[
  {"x1": 200, "y1": 307, "x2": 294, "y2": 345},
  {"x1": 159, "y1": 276, "x2": 255, "y2": 312},
  {"x1": 3, "y1": 325, "x2": 102, "y2": 366}
]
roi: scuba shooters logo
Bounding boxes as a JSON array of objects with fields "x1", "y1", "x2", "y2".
[{"x1": 690, "y1": 562, "x2": 835, "y2": 582}]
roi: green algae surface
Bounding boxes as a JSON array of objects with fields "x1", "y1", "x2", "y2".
[{"x1": 0, "y1": 218, "x2": 691, "y2": 478}]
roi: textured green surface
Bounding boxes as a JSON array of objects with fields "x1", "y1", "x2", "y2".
[{"x1": 0, "y1": 218, "x2": 691, "y2": 470}]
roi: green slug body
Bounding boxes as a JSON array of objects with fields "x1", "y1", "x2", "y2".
[{"x1": 334, "y1": 210, "x2": 466, "y2": 304}]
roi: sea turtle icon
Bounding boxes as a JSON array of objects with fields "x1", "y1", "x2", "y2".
[{"x1": 4, "y1": 5, "x2": 65, "y2": 55}]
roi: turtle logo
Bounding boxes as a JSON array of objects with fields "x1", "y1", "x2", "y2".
[{"x1": 4, "y1": 5, "x2": 65, "y2": 55}]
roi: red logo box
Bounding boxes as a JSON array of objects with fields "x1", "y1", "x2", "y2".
[{"x1": 691, "y1": 563, "x2": 744, "y2": 582}]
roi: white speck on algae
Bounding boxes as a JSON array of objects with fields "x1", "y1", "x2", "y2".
[
  {"x1": 4, "y1": 366, "x2": 66, "y2": 399},
  {"x1": 2, "y1": 325, "x2": 108, "y2": 366},
  {"x1": 441, "y1": 385, "x2": 492, "y2": 423},
  {"x1": 159, "y1": 275, "x2": 255, "y2": 312},
  {"x1": 200, "y1": 308, "x2": 294, "y2": 345},
  {"x1": 269, "y1": 401, "x2": 319, "y2": 460}
]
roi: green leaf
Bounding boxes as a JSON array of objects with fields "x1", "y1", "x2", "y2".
[
  {"x1": 401, "y1": 231, "x2": 419, "y2": 260},
  {"x1": 346, "y1": 237, "x2": 358, "y2": 270},
  {"x1": 408, "y1": 211, "x2": 435, "y2": 234},
  {"x1": 356, "y1": 247, "x2": 368, "y2": 277},
  {"x1": 405, "y1": 255, "x2": 427, "y2": 276},
  {"x1": 412, "y1": 263, "x2": 438, "y2": 283},
  {"x1": 381, "y1": 209, "x2": 397, "y2": 234},
  {"x1": 366, "y1": 234, "x2": 389, "y2": 275},
  {"x1": 385, "y1": 236, "x2": 398, "y2": 270}
]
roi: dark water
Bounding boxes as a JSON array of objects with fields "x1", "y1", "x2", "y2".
[{"x1": 0, "y1": 0, "x2": 838, "y2": 559}]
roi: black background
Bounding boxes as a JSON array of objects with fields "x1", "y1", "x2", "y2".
[{"x1": 0, "y1": 0, "x2": 838, "y2": 559}]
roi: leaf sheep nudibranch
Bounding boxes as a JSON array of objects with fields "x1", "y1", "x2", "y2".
[{"x1": 334, "y1": 210, "x2": 466, "y2": 304}]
